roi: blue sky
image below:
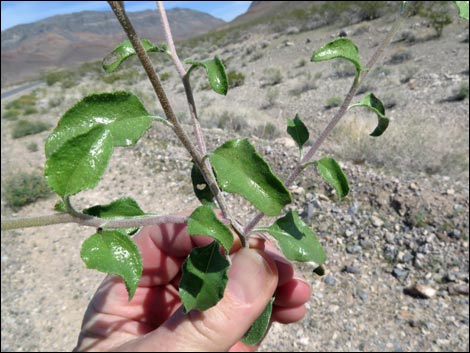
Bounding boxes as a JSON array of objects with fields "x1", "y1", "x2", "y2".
[{"x1": 1, "y1": 1, "x2": 252, "y2": 31}]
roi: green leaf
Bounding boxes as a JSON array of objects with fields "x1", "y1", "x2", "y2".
[
  {"x1": 187, "y1": 206, "x2": 233, "y2": 253},
  {"x1": 241, "y1": 297, "x2": 274, "y2": 345},
  {"x1": 179, "y1": 241, "x2": 230, "y2": 313},
  {"x1": 311, "y1": 38, "x2": 364, "y2": 79},
  {"x1": 45, "y1": 92, "x2": 152, "y2": 157},
  {"x1": 103, "y1": 39, "x2": 169, "y2": 72},
  {"x1": 314, "y1": 157, "x2": 350, "y2": 200},
  {"x1": 262, "y1": 210, "x2": 326, "y2": 264},
  {"x1": 209, "y1": 139, "x2": 291, "y2": 216},
  {"x1": 186, "y1": 56, "x2": 228, "y2": 95},
  {"x1": 191, "y1": 164, "x2": 214, "y2": 205},
  {"x1": 81, "y1": 230, "x2": 143, "y2": 300},
  {"x1": 454, "y1": 1, "x2": 469, "y2": 19},
  {"x1": 83, "y1": 197, "x2": 146, "y2": 235},
  {"x1": 349, "y1": 93, "x2": 389, "y2": 137},
  {"x1": 45, "y1": 125, "x2": 113, "y2": 197},
  {"x1": 287, "y1": 114, "x2": 309, "y2": 151}
]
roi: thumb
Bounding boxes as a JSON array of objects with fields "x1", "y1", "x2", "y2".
[{"x1": 127, "y1": 248, "x2": 278, "y2": 352}]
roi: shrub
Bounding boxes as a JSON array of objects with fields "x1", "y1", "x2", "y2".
[
  {"x1": 12, "y1": 120, "x2": 50, "y2": 138},
  {"x1": 24, "y1": 107, "x2": 39, "y2": 115},
  {"x1": 254, "y1": 122, "x2": 280, "y2": 139},
  {"x1": 45, "y1": 70, "x2": 73, "y2": 86},
  {"x1": 447, "y1": 82, "x2": 469, "y2": 102},
  {"x1": 215, "y1": 110, "x2": 249, "y2": 132},
  {"x1": 289, "y1": 81, "x2": 317, "y2": 97},
  {"x1": 2, "y1": 109, "x2": 21, "y2": 120},
  {"x1": 27, "y1": 142, "x2": 39, "y2": 152},
  {"x1": 325, "y1": 96, "x2": 343, "y2": 109},
  {"x1": 227, "y1": 70, "x2": 245, "y2": 88},
  {"x1": 263, "y1": 87, "x2": 280, "y2": 108},
  {"x1": 160, "y1": 72, "x2": 172, "y2": 81},
  {"x1": 262, "y1": 67, "x2": 283, "y2": 86},
  {"x1": 332, "y1": 61, "x2": 357, "y2": 78},
  {"x1": 6, "y1": 94, "x2": 37, "y2": 110},
  {"x1": 387, "y1": 49, "x2": 412, "y2": 65},
  {"x1": 3, "y1": 172, "x2": 51, "y2": 210},
  {"x1": 417, "y1": 2, "x2": 453, "y2": 38}
]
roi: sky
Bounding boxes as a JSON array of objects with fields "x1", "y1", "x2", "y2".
[{"x1": 1, "y1": 1, "x2": 252, "y2": 31}]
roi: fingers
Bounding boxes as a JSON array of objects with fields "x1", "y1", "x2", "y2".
[{"x1": 118, "y1": 248, "x2": 278, "y2": 352}]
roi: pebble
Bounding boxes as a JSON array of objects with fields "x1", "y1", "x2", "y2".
[
  {"x1": 344, "y1": 265, "x2": 361, "y2": 274},
  {"x1": 448, "y1": 284, "x2": 470, "y2": 296},
  {"x1": 346, "y1": 245, "x2": 362, "y2": 254},
  {"x1": 409, "y1": 182, "x2": 419, "y2": 190},
  {"x1": 371, "y1": 215, "x2": 384, "y2": 228},
  {"x1": 392, "y1": 267, "x2": 409, "y2": 280},
  {"x1": 408, "y1": 284, "x2": 437, "y2": 299},
  {"x1": 324, "y1": 275, "x2": 337, "y2": 286}
]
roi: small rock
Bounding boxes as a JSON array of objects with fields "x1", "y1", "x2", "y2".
[
  {"x1": 324, "y1": 275, "x2": 337, "y2": 286},
  {"x1": 404, "y1": 284, "x2": 437, "y2": 299},
  {"x1": 445, "y1": 188, "x2": 455, "y2": 195},
  {"x1": 371, "y1": 215, "x2": 384, "y2": 228},
  {"x1": 344, "y1": 265, "x2": 361, "y2": 274},
  {"x1": 392, "y1": 267, "x2": 409, "y2": 280},
  {"x1": 409, "y1": 182, "x2": 419, "y2": 190},
  {"x1": 448, "y1": 284, "x2": 470, "y2": 296},
  {"x1": 318, "y1": 193, "x2": 330, "y2": 201},
  {"x1": 346, "y1": 245, "x2": 362, "y2": 254},
  {"x1": 359, "y1": 239, "x2": 374, "y2": 249}
]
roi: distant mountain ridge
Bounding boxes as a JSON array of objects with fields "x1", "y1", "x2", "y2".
[{"x1": 1, "y1": 8, "x2": 225, "y2": 87}]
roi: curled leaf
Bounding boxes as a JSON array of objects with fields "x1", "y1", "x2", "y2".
[
  {"x1": 242, "y1": 298, "x2": 274, "y2": 345},
  {"x1": 81, "y1": 230, "x2": 143, "y2": 300},
  {"x1": 349, "y1": 92, "x2": 389, "y2": 137},
  {"x1": 179, "y1": 241, "x2": 229, "y2": 312},
  {"x1": 287, "y1": 114, "x2": 309, "y2": 152},
  {"x1": 262, "y1": 210, "x2": 326, "y2": 264},
  {"x1": 103, "y1": 39, "x2": 169, "y2": 72},
  {"x1": 186, "y1": 56, "x2": 228, "y2": 95},
  {"x1": 314, "y1": 157, "x2": 350, "y2": 200},
  {"x1": 311, "y1": 38, "x2": 364, "y2": 79}
]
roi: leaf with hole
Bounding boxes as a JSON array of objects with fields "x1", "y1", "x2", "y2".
[
  {"x1": 81, "y1": 230, "x2": 143, "y2": 300},
  {"x1": 260, "y1": 210, "x2": 326, "y2": 264},
  {"x1": 314, "y1": 157, "x2": 349, "y2": 200},
  {"x1": 287, "y1": 114, "x2": 309, "y2": 152},
  {"x1": 210, "y1": 139, "x2": 291, "y2": 216},
  {"x1": 103, "y1": 39, "x2": 169, "y2": 72},
  {"x1": 83, "y1": 197, "x2": 145, "y2": 235},
  {"x1": 311, "y1": 38, "x2": 364, "y2": 79},
  {"x1": 349, "y1": 92, "x2": 389, "y2": 137},
  {"x1": 191, "y1": 164, "x2": 214, "y2": 205},
  {"x1": 241, "y1": 298, "x2": 274, "y2": 345},
  {"x1": 186, "y1": 56, "x2": 228, "y2": 95},
  {"x1": 45, "y1": 92, "x2": 152, "y2": 157},
  {"x1": 45, "y1": 125, "x2": 113, "y2": 197},
  {"x1": 187, "y1": 206, "x2": 233, "y2": 253},
  {"x1": 179, "y1": 241, "x2": 229, "y2": 313}
]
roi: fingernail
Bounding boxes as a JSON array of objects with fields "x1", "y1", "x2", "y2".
[{"x1": 227, "y1": 249, "x2": 274, "y2": 304}]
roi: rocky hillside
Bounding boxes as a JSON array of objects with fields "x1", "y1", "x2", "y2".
[{"x1": 1, "y1": 8, "x2": 224, "y2": 87}]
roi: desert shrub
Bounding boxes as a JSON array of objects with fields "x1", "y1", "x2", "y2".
[
  {"x1": 417, "y1": 1, "x2": 453, "y2": 38},
  {"x1": 254, "y1": 122, "x2": 280, "y2": 139},
  {"x1": 24, "y1": 107, "x2": 39, "y2": 115},
  {"x1": 262, "y1": 67, "x2": 283, "y2": 86},
  {"x1": 446, "y1": 82, "x2": 469, "y2": 102},
  {"x1": 160, "y1": 72, "x2": 172, "y2": 81},
  {"x1": 289, "y1": 81, "x2": 317, "y2": 97},
  {"x1": 215, "y1": 111, "x2": 249, "y2": 132},
  {"x1": 27, "y1": 142, "x2": 39, "y2": 152},
  {"x1": 45, "y1": 70, "x2": 74, "y2": 86},
  {"x1": 227, "y1": 70, "x2": 245, "y2": 88},
  {"x1": 332, "y1": 61, "x2": 357, "y2": 78},
  {"x1": 399, "y1": 65, "x2": 419, "y2": 84},
  {"x1": 371, "y1": 66, "x2": 392, "y2": 78},
  {"x1": 325, "y1": 96, "x2": 343, "y2": 109},
  {"x1": 3, "y1": 172, "x2": 52, "y2": 210},
  {"x1": 263, "y1": 87, "x2": 280, "y2": 108},
  {"x1": 2, "y1": 109, "x2": 21, "y2": 120},
  {"x1": 6, "y1": 94, "x2": 37, "y2": 110},
  {"x1": 387, "y1": 49, "x2": 413, "y2": 65},
  {"x1": 12, "y1": 120, "x2": 50, "y2": 138},
  {"x1": 48, "y1": 97, "x2": 62, "y2": 108}
]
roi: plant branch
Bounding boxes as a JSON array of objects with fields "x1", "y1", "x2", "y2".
[
  {"x1": 244, "y1": 5, "x2": 412, "y2": 235},
  {"x1": 1, "y1": 213, "x2": 187, "y2": 231},
  {"x1": 109, "y1": 1, "x2": 245, "y2": 246}
]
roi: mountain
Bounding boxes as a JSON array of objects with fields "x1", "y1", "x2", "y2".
[{"x1": 1, "y1": 8, "x2": 225, "y2": 87}]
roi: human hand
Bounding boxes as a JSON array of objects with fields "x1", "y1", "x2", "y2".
[{"x1": 74, "y1": 219, "x2": 311, "y2": 352}]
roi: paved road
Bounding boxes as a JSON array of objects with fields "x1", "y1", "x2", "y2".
[{"x1": 1, "y1": 81, "x2": 44, "y2": 100}]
